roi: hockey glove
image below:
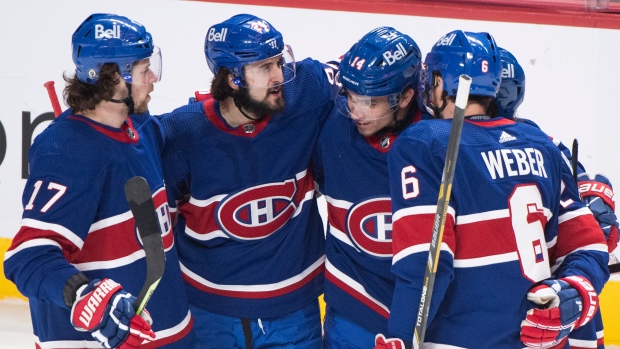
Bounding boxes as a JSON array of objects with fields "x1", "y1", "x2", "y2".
[
  {"x1": 70, "y1": 278, "x2": 156, "y2": 348},
  {"x1": 374, "y1": 334, "x2": 406, "y2": 349},
  {"x1": 521, "y1": 276, "x2": 598, "y2": 348},
  {"x1": 578, "y1": 173, "x2": 619, "y2": 253}
]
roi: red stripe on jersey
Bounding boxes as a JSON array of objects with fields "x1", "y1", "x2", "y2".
[
  {"x1": 182, "y1": 264, "x2": 324, "y2": 299},
  {"x1": 71, "y1": 219, "x2": 142, "y2": 263},
  {"x1": 465, "y1": 117, "x2": 514, "y2": 127},
  {"x1": 454, "y1": 217, "x2": 518, "y2": 259},
  {"x1": 203, "y1": 99, "x2": 271, "y2": 138},
  {"x1": 140, "y1": 314, "x2": 194, "y2": 349},
  {"x1": 325, "y1": 268, "x2": 389, "y2": 319},
  {"x1": 392, "y1": 214, "x2": 456, "y2": 256},
  {"x1": 179, "y1": 200, "x2": 221, "y2": 236},
  {"x1": 8, "y1": 226, "x2": 80, "y2": 255},
  {"x1": 327, "y1": 202, "x2": 348, "y2": 232},
  {"x1": 549, "y1": 214, "x2": 606, "y2": 265}
]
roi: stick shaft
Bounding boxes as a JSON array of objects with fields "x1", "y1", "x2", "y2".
[
  {"x1": 413, "y1": 74, "x2": 472, "y2": 349},
  {"x1": 44, "y1": 81, "x2": 62, "y2": 117}
]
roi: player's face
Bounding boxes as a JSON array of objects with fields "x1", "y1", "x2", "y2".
[
  {"x1": 346, "y1": 91, "x2": 396, "y2": 136},
  {"x1": 237, "y1": 56, "x2": 286, "y2": 117},
  {"x1": 130, "y1": 59, "x2": 158, "y2": 114}
]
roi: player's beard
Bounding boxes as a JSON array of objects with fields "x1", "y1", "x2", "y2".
[{"x1": 236, "y1": 86, "x2": 285, "y2": 118}]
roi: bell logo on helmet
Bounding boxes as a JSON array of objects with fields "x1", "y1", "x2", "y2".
[
  {"x1": 436, "y1": 32, "x2": 456, "y2": 47},
  {"x1": 94, "y1": 23, "x2": 121, "y2": 39},
  {"x1": 207, "y1": 27, "x2": 228, "y2": 42},
  {"x1": 502, "y1": 63, "x2": 515, "y2": 79},
  {"x1": 383, "y1": 42, "x2": 407, "y2": 66}
]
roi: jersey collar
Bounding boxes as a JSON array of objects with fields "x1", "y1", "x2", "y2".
[
  {"x1": 68, "y1": 114, "x2": 139, "y2": 143},
  {"x1": 204, "y1": 99, "x2": 270, "y2": 138}
]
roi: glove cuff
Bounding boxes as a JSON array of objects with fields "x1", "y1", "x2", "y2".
[
  {"x1": 560, "y1": 276, "x2": 599, "y2": 329},
  {"x1": 63, "y1": 273, "x2": 89, "y2": 308},
  {"x1": 579, "y1": 180, "x2": 615, "y2": 210}
]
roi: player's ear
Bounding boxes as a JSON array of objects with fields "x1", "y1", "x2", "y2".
[
  {"x1": 227, "y1": 74, "x2": 240, "y2": 91},
  {"x1": 400, "y1": 86, "x2": 415, "y2": 108}
]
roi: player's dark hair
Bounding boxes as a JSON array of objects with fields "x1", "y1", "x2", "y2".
[
  {"x1": 63, "y1": 63, "x2": 121, "y2": 113},
  {"x1": 210, "y1": 67, "x2": 236, "y2": 101},
  {"x1": 470, "y1": 95, "x2": 498, "y2": 118},
  {"x1": 445, "y1": 95, "x2": 498, "y2": 118}
]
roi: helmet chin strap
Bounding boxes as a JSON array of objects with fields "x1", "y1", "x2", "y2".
[
  {"x1": 110, "y1": 82, "x2": 135, "y2": 114},
  {"x1": 232, "y1": 93, "x2": 267, "y2": 122},
  {"x1": 431, "y1": 91, "x2": 448, "y2": 119}
]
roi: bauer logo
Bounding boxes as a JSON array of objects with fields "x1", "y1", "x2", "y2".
[
  {"x1": 383, "y1": 42, "x2": 407, "y2": 66},
  {"x1": 341, "y1": 74, "x2": 359, "y2": 86},
  {"x1": 436, "y1": 33, "x2": 456, "y2": 47},
  {"x1": 207, "y1": 27, "x2": 227, "y2": 42},
  {"x1": 502, "y1": 63, "x2": 515, "y2": 79},
  {"x1": 94, "y1": 23, "x2": 121, "y2": 39}
]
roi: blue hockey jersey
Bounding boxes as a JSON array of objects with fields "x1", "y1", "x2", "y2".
[
  {"x1": 4, "y1": 112, "x2": 194, "y2": 348},
  {"x1": 387, "y1": 116, "x2": 609, "y2": 348},
  {"x1": 157, "y1": 58, "x2": 335, "y2": 318},
  {"x1": 516, "y1": 117, "x2": 607, "y2": 349},
  {"x1": 313, "y1": 96, "x2": 423, "y2": 335}
]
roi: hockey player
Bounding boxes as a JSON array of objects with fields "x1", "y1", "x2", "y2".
[
  {"x1": 3, "y1": 14, "x2": 194, "y2": 349},
  {"x1": 155, "y1": 14, "x2": 336, "y2": 348},
  {"x1": 312, "y1": 27, "x2": 423, "y2": 349},
  {"x1": 375, "y1": 30, "x2": 609, "y2": 349},
  {"x1": 497, "y1": 47, "x2": 618, "y2": 349}
]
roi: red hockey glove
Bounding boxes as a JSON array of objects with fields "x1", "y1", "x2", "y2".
[
  {"x1": 374, "y1": 333, "x2": 406, "y2": 349},
  {"x1": 521, "y1": 276, "x2": 598, "y2": 348},
  {"x1": 578, "y1": 173, "x2": 618, "y2": 253},
  {"x1": 70, "y1": 278, "x2": 155, "y2": 348}
]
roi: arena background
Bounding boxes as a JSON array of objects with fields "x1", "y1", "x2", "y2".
[{"x1": 0, "y1": 0, "x2": 618, "y2": 345}]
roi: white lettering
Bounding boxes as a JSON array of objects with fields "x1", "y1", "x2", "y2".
[
  {"x1": 535, "y1": 150, "x2": 547, "y2": 178},
  {"x1": 481, "y1": 150, "x2": 504, "y2": 180},
  {"x1": 383, "y1": 42, "x2": 407, "y2": 65},
  {"x1": 94, "y1": 23, "x2": 121, "y2": 39},
  {"x1": 482, "y1": 147, "x2": 548, "y2": 180},
  {"x1": 502, "y1": 63, "x2": 515, "y2": 79},
  {"x1": 207, "y1": 27, "x2": 227, "y2": 42},
  {"x1": 435, "y1": 33, "x2": 456, "y2": 47},
  {"x1": 513, "y1": 149, "x2": 530, "y2": 175},
  {"x1": 501, "y1": 149, "x2": 519, "y2": 177}
]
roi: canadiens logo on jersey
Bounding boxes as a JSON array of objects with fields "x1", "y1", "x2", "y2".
[
  {"x1": 135, "y1": 188, "x2": 173, "y2": 251},
  {"x1": 346, "y1": 197, "x2": 393, "y2": 258},
  {"x1": 216, "y1": 178, "x2": 302, "y2": 241}
]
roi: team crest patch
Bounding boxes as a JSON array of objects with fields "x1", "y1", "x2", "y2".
[
  {"x1": 126, "y1": 127, "x2": 136, "y2": 139},
  {"x1": 346, "y1": 197, "x2": 393, "y2": 258},
  {"x1": 216, "y1": 178, "x2": 300, "y2": 241}
]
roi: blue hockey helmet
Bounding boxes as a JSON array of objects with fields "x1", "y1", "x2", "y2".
[
  {"x1": 339, "y1": 26, "x2": 422, "y2": 99},
  {"x1": 423, "y1": 30, "x2": 501, "y2": 99},
  {"x1": 72, "y1": 13, "x2": 160, "y2": 84},
  {"x1": 205, "y1": 14, "x2": 293, "y2": 85},
  {"x1": 496, "y1": 47, "x2": 526, "y2": 119}
]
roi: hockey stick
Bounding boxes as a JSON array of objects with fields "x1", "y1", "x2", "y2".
[
  {"x1": 413, "y1": 74, "x2": 472, "y2": 349},
  {"x1": 569, "y1": 140, "x2": 620, "y2": 274},
  {"x1": 124, "y1": 176, "x2": 166, "y2": 314},
  {"x1": 571, "y1": 139, "x2": 579, "y2": 184},
  {"x1": 44, "y1": 81, "x2": 62, "y2": 117}
]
